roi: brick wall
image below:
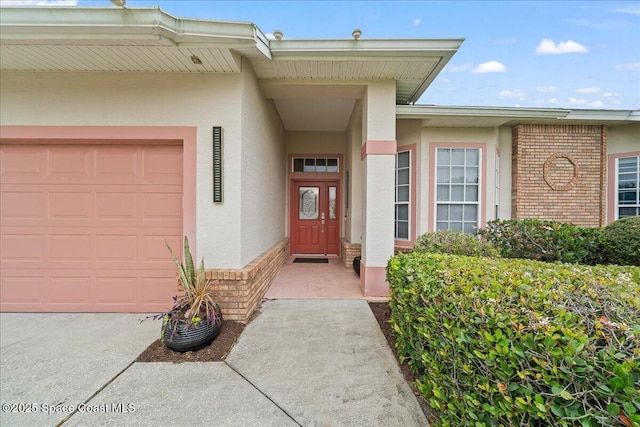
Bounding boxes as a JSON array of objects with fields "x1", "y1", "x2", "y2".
[
  {"x1": 340, "y1": 238, "x2": 361, "y2": 268},
  {"x1": 512, "y1": 124, "x2": 606, "y2": 227},
  {"x1": 205, "y1": 238, "x2": 289, "y2": 322}
]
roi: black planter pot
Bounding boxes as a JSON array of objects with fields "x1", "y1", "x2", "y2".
[
  {"x1": 162, "y1": 307, "x2": 223, "y2": 352},
  {"x1": 353, "y1": 256, "x2": 361, "y2": 277}
]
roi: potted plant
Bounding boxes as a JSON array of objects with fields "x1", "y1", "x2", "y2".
[{"x1": 158, "y1": 236, "x2": 223, "y2": 352}]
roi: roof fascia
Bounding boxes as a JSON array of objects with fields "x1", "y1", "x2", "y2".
[
  {"x1": 396, "y1": 105, "x2": 568, "y2": 119},
  {"x1": 0, "y1": 7, "x2": 270, "y2": 57},
  {"x1": 269, "y1": 38, "x2": 463, "y2": 59},
  {"x1": 397, "y1": 105, "x2": 640, "y2": 123}
]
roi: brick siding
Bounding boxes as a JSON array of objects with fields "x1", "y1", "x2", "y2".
[
  {"x1": 512, "y1": 124, "x2": 607, "y2": 227},
  {"x1": 340, "y1": 238, "x2": 362, "y2": 268},
  {"x1": 204, "y1": 238, "x2": 289, "y2": 322}
]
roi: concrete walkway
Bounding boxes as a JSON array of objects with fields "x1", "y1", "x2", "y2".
[{"x1": 0, "y1": 301, "x2": 427, "y2": 426}]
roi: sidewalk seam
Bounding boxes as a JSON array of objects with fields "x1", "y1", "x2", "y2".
[
  {"x1": 224, "y1": 361, "x2": 302, "y2": 427},
  {"x1": 55, "y1": 360, "x2": 136, "y2": 426}
]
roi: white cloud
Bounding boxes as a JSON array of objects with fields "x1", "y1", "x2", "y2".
[
  {"x1": 614, "y1": 5, "x2": 640, "y2": 15},
  {"x1": 568, "y1": 19, "x2": 615, "y2": 30},
  {"x1": 568, "y1": 97, "x2": 588, "y2": 105},
  {"x1": 446, "y1": 62, "x2": 473, "y2": 73},
  {"x1": 413, "y1": 18, "x2": 421, "y2": 26},
  {"x1": 472, "y1": 61, "x2": 507, "y2": 73},
  {"x1": 498, "y1": 89, "x2": 526, "y2": 101},
  {"x1": 616, "y1": 62, "x2": 640, "y2": 71},
  {"x1": 535, "y1": 39, "x2": 588, "y2": 55},
  {"x1": 536, "y1": 86, "x2": 559, "y2": 93},
  {"x1": 439, "y1": 77, "x2": 451, "y2": 83},
  {"x1": 602, "y1": 92, "x2": 620, "y2": 98},
  {"x1": 588, "y1": 100, "x2": 604, "y2": 108},
  {"x1": 0, "y1": 0, "x2": 77, "y2": 5},
  {"x1": 577, "y1": 87, "x2": 601, "y2": 94}
]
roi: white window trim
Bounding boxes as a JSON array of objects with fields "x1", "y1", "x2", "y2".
[
  {"x1": 434, "y1": 147, "x2": 482, "y2": 233},
  {"x1": 614, "y1": 155, "x2": 640, "y2": 220},
  {"x1": 395, "y1": 149, "x2": 411, "y2": 241}
]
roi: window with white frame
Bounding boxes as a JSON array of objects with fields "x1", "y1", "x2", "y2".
[
  {"x1": 436, "y1": 148, "x2": 480, "y2": 233},
  {"x1": 395, "y1": 150, "x2": 411, "y2": 240},
  {"x1": 616, "y1": 155, "x2": 640, "y2": 219}
]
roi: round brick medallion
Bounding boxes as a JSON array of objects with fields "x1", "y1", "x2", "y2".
[{"x1": 543, "y1": 154, "x2": 579, "y2": 191}]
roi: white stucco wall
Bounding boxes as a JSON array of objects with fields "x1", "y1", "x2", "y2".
[
  {"x1": 497, "y1": 125, "x2": 513, "y2": 220},
  {"x1": 607, "y1": 124, "x2": 640, "y2": 154},
  {"x1": 345, "y1": 101, "x2": 363, "y2": 243},
  {"x1": 0, "y1": 71, "x2": 245, "y2": 267},
  {"x1": 239, "y1": 60, "x2": 286, "y2": 267}
]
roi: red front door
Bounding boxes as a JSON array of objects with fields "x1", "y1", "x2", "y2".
[{"x1": 291, "y1": 180, "x2": 339, "y2": 255}]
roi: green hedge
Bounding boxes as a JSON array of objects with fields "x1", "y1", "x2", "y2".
[
  {"x1": 480, "y1": 219, "x2": 602, "y2": 265},
  {"x1": 600, "y1": 217, "x2": 640, "y2": 266},
  {"x1": 414, "y1": 230, "x2": 499, "y2": 258},
  {"x1": 388, "y1": 252, "x2": 640, "y2": 426}
]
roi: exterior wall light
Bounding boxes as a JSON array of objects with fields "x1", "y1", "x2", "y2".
[
  {"x1": 352, "y1": 29, "x2": 362, "y2": 40},
  {"x1": 110, "y1": 0, "x2": 126, "y2": 6}
]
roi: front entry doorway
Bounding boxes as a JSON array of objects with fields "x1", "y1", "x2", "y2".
[{"x1": 291, "y1": 180, "x2": 340, "y2": 255}]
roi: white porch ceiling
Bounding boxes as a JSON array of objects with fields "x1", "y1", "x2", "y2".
[{"x1": 274, "y1": 98, "x2": 357, "y2": 131}]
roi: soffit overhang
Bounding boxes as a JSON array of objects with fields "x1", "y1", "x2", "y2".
[
  {"x1": 0, "y1": 7, "x2": 463, "y2": 104},
  {"x1": 397, "y1": 105, "x2": 640, "y2": 127},
  {"x1": 0, "y1": 7, "x2": 270, "y2": 73}
]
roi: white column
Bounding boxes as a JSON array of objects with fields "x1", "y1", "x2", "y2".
[{"x1": 360, "y1": 81, "x2": 396, "y2": 297}]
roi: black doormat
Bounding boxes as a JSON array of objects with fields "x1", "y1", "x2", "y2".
[{"x1": 293, "y1": 258, "x2": 329, "y2": 263}]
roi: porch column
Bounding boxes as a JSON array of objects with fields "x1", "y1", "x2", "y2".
[{"x1": 360, "y1": 81, "x2": 396, "y2": 297}]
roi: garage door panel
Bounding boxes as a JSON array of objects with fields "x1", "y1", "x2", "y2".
[
  {"x1": 95, "y1": 277, "x2": 137, "y2": 305},
  {"x1": 1, "y1": 234, "x2": 44, "y2": 261},
  {"x1": 0, "y1": 276, "x2": 42, "y2": 304},
  {"x1": 141, "y1": 276, "x2": 178, "y2": 306},
  {"x1": 0, "y1": 146, "x2": 46, "y2": 182},
  {"x1": 143, "y1": 235, "x2": 182, "y2": 262},
  {"x1": 48, "y1": 235, "x2": 91, "y2": 261},
  {"x1": 143, "y1": 192, "x2": 182, "y2": 220},
  {"x1": 95, "y1": 234, "x2": 138, "y2": 261},
  {"x1": 49, "y1": 192, "x2": 92, "y2": 219},
  {"x1": 95, "y1": 192, "x2": 138, "y2": 219},
  {"x1": 143, "y1": 147, "x2": 183, "y2": 184},
  {"x1": 1, "y1": 191, "x2": 46, "y2": 219},
  {"x1": 48, "y1": 147, "x2": 92, "y2": 181},
  {"x1": 1, "y1": 143, "x2": 183, "y2": 312},
  {"x1": 48, "y1": 276, "x2": 92, "y2": 304},
  {"x1": 95, "y1": 148, "x2": 139, "y2": 182}
]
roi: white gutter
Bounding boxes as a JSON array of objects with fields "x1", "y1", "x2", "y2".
[
  {"x1": 397, "y1": 105, "x2": 640, "y2": 123},
  {"x1": 0, "y1": 7, "x2": 271, "y2": 57}
]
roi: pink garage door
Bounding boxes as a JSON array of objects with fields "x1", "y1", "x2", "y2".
[{"x1": 0, "y1": 143, "x2": 183, "y2": 312}]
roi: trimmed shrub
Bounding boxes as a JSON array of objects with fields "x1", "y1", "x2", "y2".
[
  {"x1": 600, "y1": 216, "x2": 640, "y2": 266},
  {"x1": 388, "y1": 252, "x2": 640, "y2": 427},
  {"x1": 413, "y1": 230, "x2": 499, "y2": 258},
  {"x1": 480, "y1": 219, "x2": 602, "y2": 265}
]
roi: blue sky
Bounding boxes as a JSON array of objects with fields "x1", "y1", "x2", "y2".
[{"x1": 4, "y1": 0, "x2": 640, "y2": 110}]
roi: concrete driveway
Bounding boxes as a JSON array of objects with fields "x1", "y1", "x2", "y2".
[{"x1": 1, "y1": 301, "x2": 428, "y2": 426}]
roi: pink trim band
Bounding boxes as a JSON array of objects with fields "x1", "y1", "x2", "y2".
[
  {"x1": 360, "y1": 140, "x2": 397, "y2": 160},
  {"x1": 360, "y1": 261, "x2": 390, "y2": 297}
]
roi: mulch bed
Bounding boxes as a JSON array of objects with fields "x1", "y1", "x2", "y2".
[
  {"x1": 135, "y1": 321, "x2": 246, "y2": 363},
  {"x1": 135, "y1": 301, "x2": 436, "y2": 423}
]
